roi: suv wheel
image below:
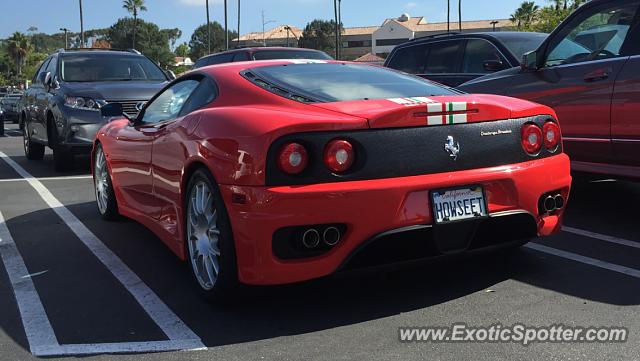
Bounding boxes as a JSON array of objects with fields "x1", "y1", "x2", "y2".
[
  {"x1": 23, "y1": 125, "x2": 45, "y2": 160},
  {"x1": 50, "y1": 126, "x2": 73, "y2": 171}
]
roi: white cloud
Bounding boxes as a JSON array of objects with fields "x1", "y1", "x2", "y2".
[
  {"x1": 178, "y1": 0, "x2": 222, "y2": 6},
  {"x1": 404, "y1": 2, "x2": 418, "y2": 8}
]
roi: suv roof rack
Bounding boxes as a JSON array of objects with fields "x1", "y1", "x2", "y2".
[
  {"x1": 55, "y1": 48, "x2": 142, "y2": 54},
  {"x1": 410, "y1": 32, "x2": 460, "y2": 41}
]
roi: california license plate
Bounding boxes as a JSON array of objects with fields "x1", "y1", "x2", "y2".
[{"x1": 431, "y1": 186, "x2": 488, "y2": 224}]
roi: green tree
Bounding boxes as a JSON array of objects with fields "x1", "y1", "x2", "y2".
[
  {"x1": 175, "y1": 43, "x2": 190, "y2": 57},
  {"x1": 298, "y1": 19, "x2": 342, "y2": 56},
  {"x1": 107, "y1": 18, "x2": 174, "y2": 67},
  {"x1": 122, "y1": 0, "x2": 147, "y2": 49},
  {"x1": 188, "y1": 22, "x2": 238, "y2": 60},
  {"x1": 510, "y1": 1, "x2": 540, "y2": 29},
  {"x1": 7, "y1": 32, "x2": 31, "y2": 75}
]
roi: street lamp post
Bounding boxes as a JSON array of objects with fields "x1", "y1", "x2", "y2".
[
  {"x1": 337, "y1": 0, "x2": 342, "y2": 59},
  {"x1": 261, "y1": 10, "x2": 275, "y2": 47},
  {"x1": 284, "y1": 26, "x2": 290, "y2": 47},
  {"x1": 333, "y1": 0, "x2": 339, "y2": 59},
  {"x1": 224, "y1": 0, "x2": 228, "y2": 50},
  {"x1": 60, "y1": 28, "x2": 69, "y2": 49},
  {"x1": 490, "y1": 20, "x2": 498, "y2": 32}
]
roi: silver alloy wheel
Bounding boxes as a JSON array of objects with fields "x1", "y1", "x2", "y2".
[
  {"x1": 187, "y1": 180, "x2": 221, "y2": 291},
  {"x1": 94, "y1": 147, "x2": 109, "y2": 215}
]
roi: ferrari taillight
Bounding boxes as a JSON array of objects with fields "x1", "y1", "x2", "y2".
[
  {"x1": 543, "y1": 121, "x2": 561, "y2": 150},
  {"x1": 521, "y1": 123, "x2": 542, "y2": 154},
  {"x1": 324, "y1": 139, "x2": 355, "y2": 173},
  {"x1": 277, "y1": 142, "x2": 309, "y2": 175}
]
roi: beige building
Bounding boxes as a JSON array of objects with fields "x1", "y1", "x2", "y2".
[{"x1": 233, "y1": 14, "x2": 515, "y2": 59}]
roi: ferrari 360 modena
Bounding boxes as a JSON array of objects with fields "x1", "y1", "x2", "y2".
[{"x1": 92, "y1": 60, "x2": 571, "y2": 299}]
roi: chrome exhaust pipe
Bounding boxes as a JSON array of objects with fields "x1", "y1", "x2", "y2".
[
  {"x1": 323, "y1": 226, "x2": 341, "y2": 246},
  {"x1": 302, "y1": 229, "x2": 320, "y2": 249},
  {"x1": 543, "y1": 196, "x2": 556, "y2": 213},
  {"x1": 554, "y1": 194, "x2": 565, "y2": 210}
]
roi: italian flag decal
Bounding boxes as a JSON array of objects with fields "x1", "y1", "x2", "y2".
[
  {"x1": 428, "y1": 102, "x2": 468, "y2": 125},
  {"x1": 387, "y1": 98, "x2": 469, "y2": 125}
]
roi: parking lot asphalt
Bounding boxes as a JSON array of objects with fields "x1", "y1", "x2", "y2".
[{"x1": 1, "y1": 122, "x2": 639, "y2": 360}]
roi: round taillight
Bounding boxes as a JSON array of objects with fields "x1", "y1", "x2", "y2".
[
  {"x1": 277, "y1": 142, "x2": 308, "y2": 175},
  {"x1": 324, "y1": 139, "x2": 355, "y2": 173},
  {"x1": 543, "y1": 121, "x2": 561, "y2": 150},
  {"x1": 521, "y1": 124, "x2": 543, "y2": 154}
]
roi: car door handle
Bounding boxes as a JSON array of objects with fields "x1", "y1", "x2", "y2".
[{"x1": 584, "y1": 68, "x2": 611, "y2": 82}]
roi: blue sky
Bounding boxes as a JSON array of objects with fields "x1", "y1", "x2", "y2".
[{"x1": 1, "y1": 0, "x2": 547, "y2": 47}]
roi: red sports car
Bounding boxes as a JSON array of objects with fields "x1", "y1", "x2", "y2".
[{"x1": 93, "y1": 60, "x2": 571, "y2": 299}]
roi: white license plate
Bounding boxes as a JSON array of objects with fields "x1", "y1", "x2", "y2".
[{"x1": 431, "y1": 186, "x2": 488, "y2": 224}]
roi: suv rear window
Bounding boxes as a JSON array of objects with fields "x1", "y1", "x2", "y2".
[
  {"x1": 252, "y1": 50, "x2": 332, "y2": 60},
  {"x1": 245, "y1": 63, "x2": 458, "y2": 103},
  {"x1": 60, "y1": 53, "x2": 167, "y2": 82}
]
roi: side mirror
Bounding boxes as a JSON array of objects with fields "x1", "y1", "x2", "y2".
[
  {"x1": 166, "y1": 70, "x2": 176, "y2": 80},
  {"x1": 483, "y1": 60, "x2": 507, "y2": 72},
  {"x1": 100, "y1": 103, "x2": 124, "y2": 118},
  {"x1": 37, "y1": 72, "x2": 49, "y2": 85},
  {"x1": 521, "y1": 50, "x2": 539, "y2": 71}
]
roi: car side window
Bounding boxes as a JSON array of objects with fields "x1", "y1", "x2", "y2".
[
  {"x1": 386, "y1": 44, "x2": 429, "y2": 74},
  {"x1": 32, "y1": 58, "x2": 51, "y2": 85},
  {"x1": 545, "y1": 1, "x2": 639, "y2": 67},
  {"x1": 462, "y1": 39, "x2": 505, "y2": 74},
  {"x1": 139, "y1": 79, "x2": 200, "y2": 124},
  {"x1": 179, "y1": 78, "x2": 218, "y2": 116},
  {"x1": 424, "y1": 41, "x2": 461, "y2": 74},
  {"x1": 233, "y1": 52, "x2": 251, "y2": 61}
]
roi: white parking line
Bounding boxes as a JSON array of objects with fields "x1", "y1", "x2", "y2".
[
  {"x1": 525, "y1": 243, "x2": 640, "y2": 279},
  {"x1": 0, "y1": 175, "x2": 93, "y2": 183},
  {"x1": 0, "y1": 150, "x2": 206, "y2": 356},
  {"x1": 563, "y1": 226, "x2": 640, "y2": 249},
  {"x1": 0, "y1": 211, "x2": 60, "y2": 353}
]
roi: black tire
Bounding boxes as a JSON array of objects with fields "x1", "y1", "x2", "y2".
[
  {"x1": 0, "y1": 119, "x2": 4, "y2": 137},
  {"x1": 50, "y1": 125, "x2": 74, "y2": 172},
  {"x1": 19, "y1": 112, "x2": 25, "y2": 130},
  {"x1": 23, "y1": 124, "x2": 45, "y2": 160},
  {"x1": 185, "y1": 168, "x2": 239, "y2": 302},
  {"x1": 93, "y1": 143, "x2": 119, "y2": 220}
]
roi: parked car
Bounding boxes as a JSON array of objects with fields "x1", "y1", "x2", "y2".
[
  {"x1": 193, "y1": 47, "x2": 333, "y2": 69},
  {"x1": 21, "y1": 48, "x2": 171, "y2": 171},
  {"x1": 0, "y1": 92, "x2": 22, "y2": 123},
  {"x1": 93, "y1": 59, "x2": 571, "y2": 299},
  {"x1": 458, "y1": 0, "x2": 640, "y2": 179},
  {"x1": 384, "y1": 32, "x2": 548, "y2": 87}
]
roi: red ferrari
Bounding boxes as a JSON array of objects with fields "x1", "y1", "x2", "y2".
[{"x1": 93, "y1": 60, "x2": 571, "y2": 299}]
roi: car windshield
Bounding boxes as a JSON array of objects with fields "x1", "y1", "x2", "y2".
[
  {"x1": 60, "y1": 53, "x2": 167, "y2": 82},
  {"x1": 252, "y1": 50, "x2": 332, "y2": 61},
  {"x1": 499, "y1": 34, "x2": 547, "y2": 60},
  {"x1": 247, "y1": 63, "x2": 458, "y2": 102}
]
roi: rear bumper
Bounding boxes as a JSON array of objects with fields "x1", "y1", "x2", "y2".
[{"x1": 220, "y1": 154, "x2": 571, "y2": 285}]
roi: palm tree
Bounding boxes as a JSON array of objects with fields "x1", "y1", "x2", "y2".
[
  {"x1": 7, "y1": 32, "x2": 31, "y2": 75},
  {"x1": 122, "y1": 0, "x2": 147, "y2": 49},
  {"x1": 511, "y1": 1, "x2": 540, "y2": 29}
]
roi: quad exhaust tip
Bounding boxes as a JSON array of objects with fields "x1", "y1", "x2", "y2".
[
  {"x1": 323, "y1": 226, "x2": 341, "y2": 246},
  {"x1": 302, "y1": 229, "x2": 320, "y2": 249},
  {"x1": 543, "y1": 193, "x2": 565, "y2": 213}
]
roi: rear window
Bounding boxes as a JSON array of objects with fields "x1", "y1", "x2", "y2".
[
  {"x1": 245, "y1": 63, "x2": 458, "y2": 103},
  {"x1": 252, "y1": 50, "x2": 332, "y2": 61}
]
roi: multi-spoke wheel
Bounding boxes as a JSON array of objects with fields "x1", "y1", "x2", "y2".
[
  {"x1": 185, "y1": 168, "x2": 238, "y2": 300},
  {"x1": 93, "y1": 144, "x2": 119, "y2": 220}
]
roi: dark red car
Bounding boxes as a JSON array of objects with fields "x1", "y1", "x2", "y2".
[
  {"x1": 459, "y1": 0, "x2": 640, "y2": 179},
  {"x1": 93, "y1": 60, "x2": 571, "y2": 299}
]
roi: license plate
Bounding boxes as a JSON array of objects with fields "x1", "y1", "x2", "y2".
[{"x1": 431, "y1": 186, "x2": 488, "y2": 224}]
